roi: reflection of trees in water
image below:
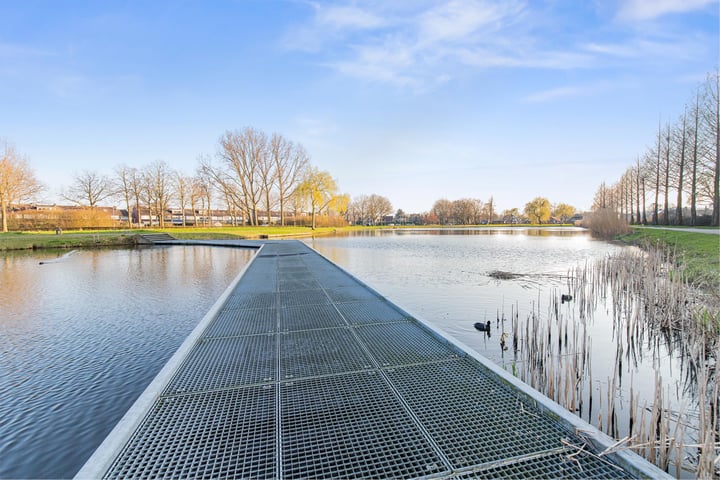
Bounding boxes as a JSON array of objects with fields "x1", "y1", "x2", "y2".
[{"x1": 512, "y1": 247, "x2": 718, "y2": 478}]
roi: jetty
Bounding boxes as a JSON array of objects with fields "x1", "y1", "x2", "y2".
[{"x1": 76, "y1": 240, "x2": 668, "y2": 479}]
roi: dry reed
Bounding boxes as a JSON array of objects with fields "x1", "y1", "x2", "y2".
[{"x1": 507, "y1": 244, "x2": 719, "y2": 478}]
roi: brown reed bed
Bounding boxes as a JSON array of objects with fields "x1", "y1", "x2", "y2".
[{"x1": 507, "y1": 244, "x2": 719, "y2": 478}]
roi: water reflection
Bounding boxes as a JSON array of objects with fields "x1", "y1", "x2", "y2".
[
  {"x1": 306, "y1": 228, "x2": 716, "y2": 477},
  {"x1": 305, "y1": 228, "x2": 617, "y2": 362},
  {"x1": 0, "y1": 246, "x2": 254, "y2": 479}
]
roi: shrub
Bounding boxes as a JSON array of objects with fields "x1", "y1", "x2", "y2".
[{"x1": 583, "y1": 208, "x2": 631, "y2": 238}]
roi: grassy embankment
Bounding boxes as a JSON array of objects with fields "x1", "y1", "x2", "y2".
[
  {"x1": 618, "y1": 227, "x2": 720, "y2": 295},
  {"x1": 0, "y1": 223, "x2": 574, "y2": 251},
  {"x1": 0, "y1": 226, "x2": 352, "y2": 251}
]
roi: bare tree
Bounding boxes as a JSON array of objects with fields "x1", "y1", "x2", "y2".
[
  {"x1": 700, "y1": 69, "x2": 719, "y2": 226},
  {"x1": 258, "y1": 137, "x2": 278, "y2": 225},
  {"x1": 63, "y1": 170, "x2": 113, "y2": 208},
  {"x1": 635, "y1": 157, "x2": 643, "y2": 225},
  {"x1": 175, "y1": 172, "x2": 190, "y2": 227},
  {"x1": 348, "y1": 194, "x2": 370, "y2": 225},
  {"x1": 114, "y1": 165, "x2": 138, "y2": 228},
  {"x1": 272, "y1": 134, "x2": 308, "y2": 226},
  {"x1": 673, "y1": 110, "x2": 688, "y2": 225},
  {"x1": 648, "y1": 122, "x2": 663, "y2": 224},
  {"x1": 661, "y1": 123, "x2": 672, "y2": 225},
  {"x1": 0, "y1": 140, "x2": 43, "y2": 232},
  {"x1": 366, "y1": 194, "x2": 393, "y2": 225},
  {"x1": 485, "y1": 196, "x2": 495, "y2": 224},
  {"x1": 217, "y1": 128, "x2": 266, "y2": 226},
  {"x1": 432, "y1": 199, "x2": 453, "y2": 225},
  {"x1": 143, "y1": 160, "x2": 172, "y2": 228},
  {"x1": 689, "y1": 90, "x2": 701, "y2": 225}
]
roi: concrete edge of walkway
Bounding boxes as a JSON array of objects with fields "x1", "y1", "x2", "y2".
[{"x1": 74, "y1": 243, "x2": 262, "y2": 480}]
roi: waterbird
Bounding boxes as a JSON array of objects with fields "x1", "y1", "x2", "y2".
[{"x1": 474, "y1": 321, "x2": 491, "y2": 332}]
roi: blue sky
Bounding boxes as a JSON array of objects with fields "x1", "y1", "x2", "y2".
[{"x1": 1, "y1": 0, "x2": 718, "y2": 213}]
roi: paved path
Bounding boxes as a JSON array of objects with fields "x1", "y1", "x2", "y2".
[
  {"x1": 76, "y1": 240, "x2": 667, "y2": 479},
  {"x1": 636, "y1": 226, "x2": 720, "y2": 235}
]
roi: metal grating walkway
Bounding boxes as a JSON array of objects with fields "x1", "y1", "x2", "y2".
[{"x1": 76, "y1": 240, "x2": 668, "y2": 479}]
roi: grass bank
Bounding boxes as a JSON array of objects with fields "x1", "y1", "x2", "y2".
[
  {"x1": 1, "y1": 224, "x2": 580, "y2": 251},
  {"x1": 0, "y1": 226, "x2": 346, "y2": 251},
  {"x1": 618, "y1": 227, "x2": 720, "y2": 294}
]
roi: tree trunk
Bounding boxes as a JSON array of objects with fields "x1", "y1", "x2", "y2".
[
  {"x1": 713, "y1": 72, "x2": 720, "y2": 226},
  {"x1": 653, "y1": 123, "x2": 661, "y2": 225},
  {"x1": 663, "y1": 125, "x2": 671, "y2": 225},
  {"x1": 1, "y1": 196, "x2": 7, "y2": 232},
  {"x1": 635, "y1": 159, "x2": 641, "y2": 225},
  {"x1": 691, "y1": 92, "x2": 700, "y2": 226},
  {"x1": 676, "y1": 113, "x2": 687, "y2": 225}
]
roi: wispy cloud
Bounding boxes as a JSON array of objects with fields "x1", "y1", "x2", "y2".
[
  {"x1": 284, "y1": 0, "x2": 717, "y2": 90},
  {"x1": 314, "y1": 4, "x2": 387, "y2": 30},
  {"x1": 616, "y1": 0, "x2": 717, "y2": 21},
  {"x1": 0, "y1": 42, "x2": 53, "y2": 58},
  {"x1": 523, "y1": 85, "x2": 588, "y2": 103}
]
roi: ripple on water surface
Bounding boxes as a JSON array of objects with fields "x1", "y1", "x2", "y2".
[{"x1": 0, "y1": 246, "x2": 254, "y2": 479}]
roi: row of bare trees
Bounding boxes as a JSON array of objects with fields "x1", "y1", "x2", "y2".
[
  {"x1": 198, "y1": 128, "x2": 312, "y2": 226},
  {"x1": 593, "y1": 70, "x2": 719, "y2": 226},
  {"x1": 2, "y1": 127, "x2": 351, "y2": 231},
  {"x1": 425, "y1": 197, "x2": 576, "y2": 225},
  {"x1": 346, "y1": 194, "x2": 394, "y2": 225}
]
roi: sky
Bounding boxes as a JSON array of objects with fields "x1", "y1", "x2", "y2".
[{"x1": 1, "y1": 0, "x2": 718, "y2": 214}]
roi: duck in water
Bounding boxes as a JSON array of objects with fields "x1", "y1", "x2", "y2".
[{"x1": 474, "y1": 320, "x2": 491, "y2": 332}]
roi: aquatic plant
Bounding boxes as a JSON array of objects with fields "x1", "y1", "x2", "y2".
[{"x1": 510, "y1": 245, "x2": 719, "y2": 478}]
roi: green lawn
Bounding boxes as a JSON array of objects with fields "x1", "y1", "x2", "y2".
[
  {"x1": 0, "y1": 223, "x2": 598, "y2": 251},
  {"x1": 619, "y1": 227, "x2": 720, "y2": 292},
  {"x1": 0, "y1": 226, "x2": 345, "y2": 251}
]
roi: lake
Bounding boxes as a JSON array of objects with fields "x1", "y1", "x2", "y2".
[
  {"x1": 0, "y1": 246, "x2": 254, "y2": 479},
  {"x1": 305, "y1": 228, "x2": 623, "y2": 364}
]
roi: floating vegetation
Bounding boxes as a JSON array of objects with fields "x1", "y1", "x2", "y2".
[
  {"x1": 488, "y1": 270, "x2": 522, "y2": 280},
  {"x1": 505, "y1": 245, "x2": 719, "y2": 478}
]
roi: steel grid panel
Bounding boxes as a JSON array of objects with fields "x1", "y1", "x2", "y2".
[
  {"x1": 223, "y1": 292, "x2": 276, "y2": 310},
  {"x1": 324, "y1": 286, "x2": 381, "y2": 303},
  {"x1": 104, "y1": 386, "x2": 276, "y2": 479},
  {"x1": 457, "y1": 450, "x2": 632, "y2": 479},
  {"x1": 278, "y1": 278, "x2": 322, "y2": 292},
  {"x1": 232, "y1": 274, "x2": 277, "y2": 293},
  {"x1": 280, "y1": 304, "x2": 347, "y2": 331},
  {"x1": 277, "y1": 269, "x2": 312, "y2": 277},
  {"x1": 276, "y1": 266, "x2": 310, "y2": 274},
  {"x1": 312, "y1": 273, "x2": 363, "y2": 289},
  {"x1": 232, "y1": 281, "x2": 277, "y2": 294},
  {"x1": 277, "y1": 258, "x2": 306, "y2": 267},
  {"x1": 203, "y1": 308, "x2": 276, "y2": 338},
  {"x1": 386, "y1": 358, "x2": 577, "y2": 469},
  {"x1": 336, "y1": 300, "x2": 410, "y2": 324},
  {"x1": 280, "y1": 372, "x2": 448, "y2": 479},
  {"x1": 279, "y1": 328, "x2": 374, "y2": 379},
  {"x1": 278, "y1": 289, "x2": 331, "y2": 307},
  {"x1": 356, "y1": 322, "x2": 460, "y2": 367},
  {"x1": 165, "y1": 335, "x2": 276, "y2": 394}
]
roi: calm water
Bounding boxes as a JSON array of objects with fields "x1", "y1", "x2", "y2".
[
  {"x1": 304, "y1": 228, "x2": 696, "y2": 449},
  {"x1": 305, "y1": 228, "x2": 624, "y2": 364},
  {"x1": 0, "y1": 246, "x2": 254, "y2": 479}
]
